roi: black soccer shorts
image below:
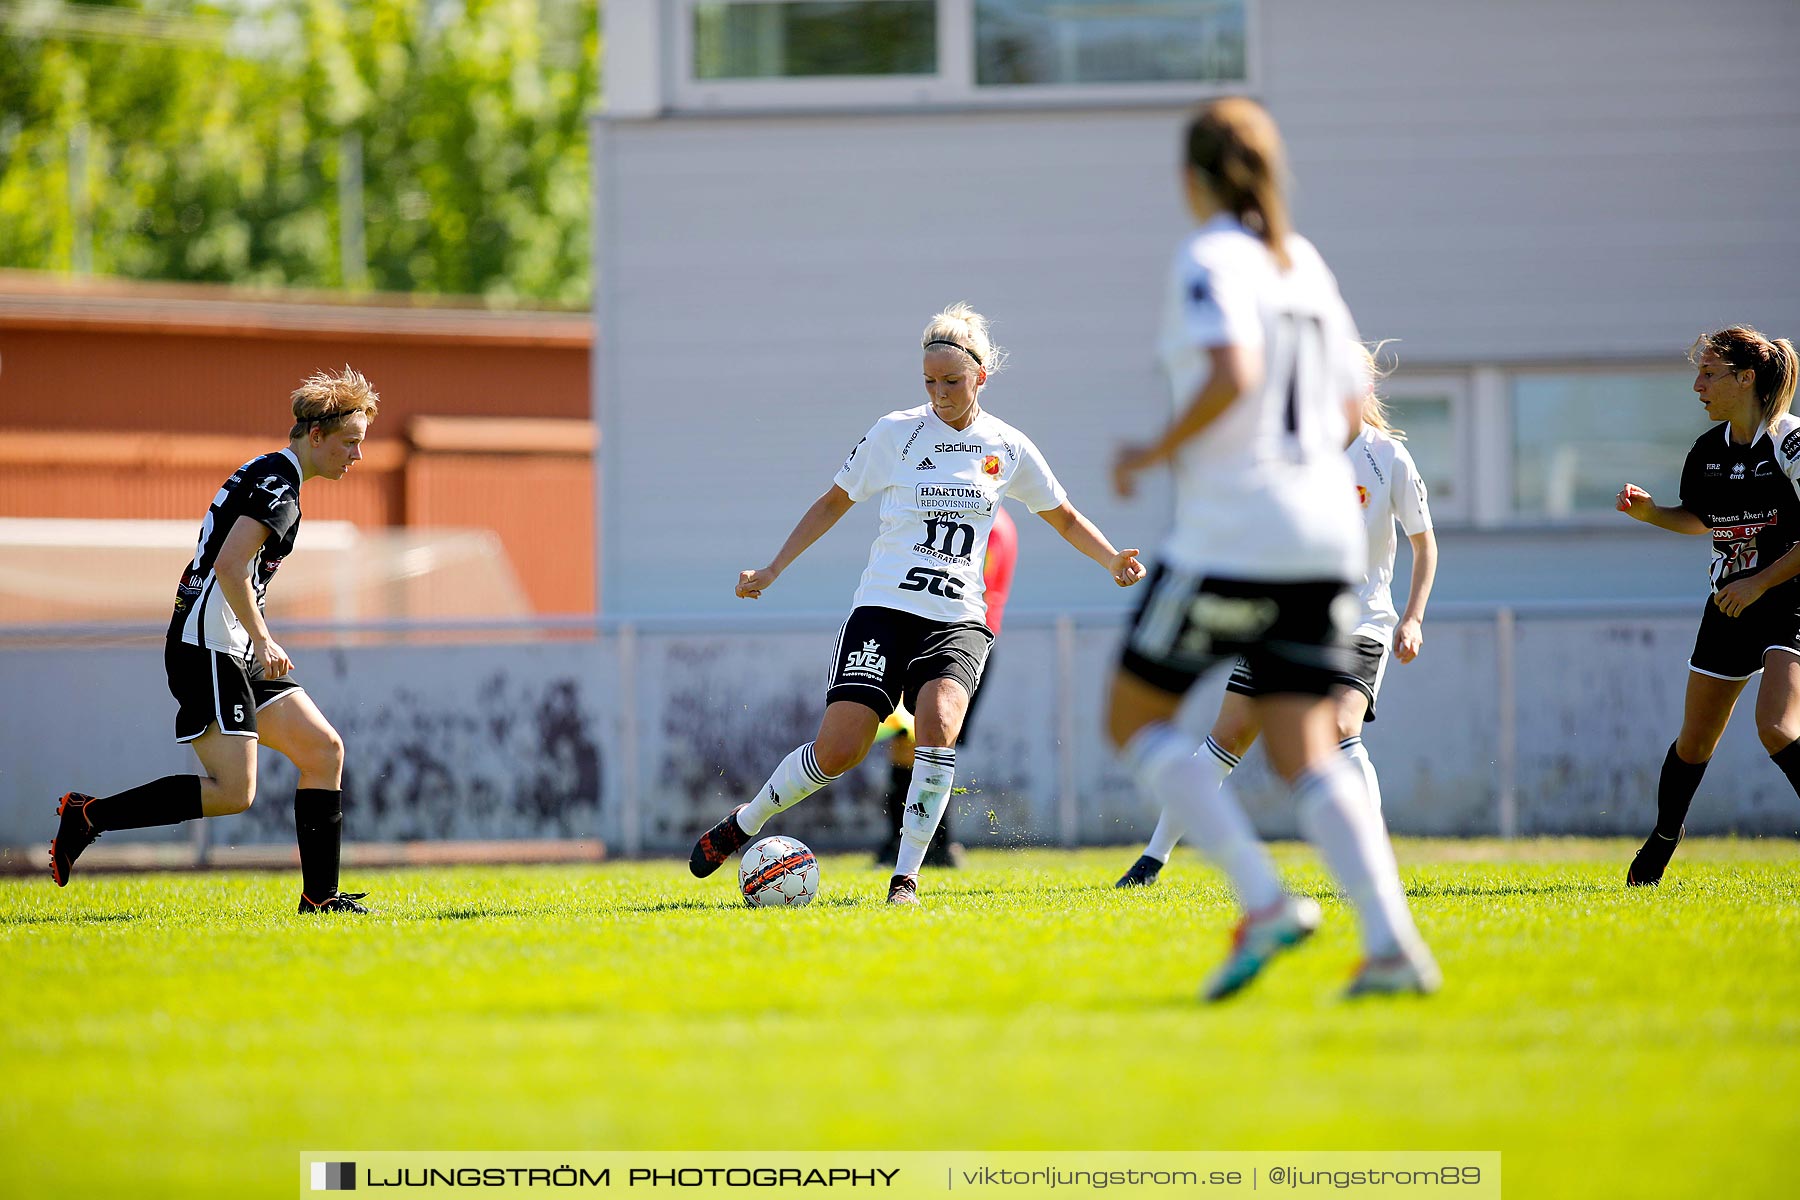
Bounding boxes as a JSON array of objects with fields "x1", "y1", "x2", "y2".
[
  {"x1": 825, "y1": 605, "x2": 993, "y2": 719},
  {"x1": 1688, "y1": 588, "x2": 1800, "y2": 681},
  {"x1": 1118, "y1": 563, "x2": 1358, "y2": 699},
  {"x1": 165, "y1": 637, "x2": 303, "y2": 742},
  {"x1": 1227, "y1": 634, "x2": 1390, "y2": 720}
]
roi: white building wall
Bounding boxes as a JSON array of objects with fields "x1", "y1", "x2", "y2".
[{"x1": 595, "y1": 0, "x2": 1800, "y2": 619}]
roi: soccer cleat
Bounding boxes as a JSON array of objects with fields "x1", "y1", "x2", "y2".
[
  {"x1": 689, "y1": 804, "x2": 752, "y2": 878},
  {"x1": 49, "y1": 792, "x2": 101, "y2": 887},
  {"x1": 298, "y1": 891, "x2": 370, "y2": 914},
  {"x1": 1115, "y1": 854, "x2": 1164, "y2": 888},
  {"x1": 1200, "y1": 894, "x2": 1322, "y2": 1002},
  {"x1": 1627, "y1": 826, "x2": 1684, "y2": 887},
  {"x1": 886, "y1": 874, "x2": 920, "y2": 906},
  {"x1": 1343, "y1": 943, "x2": 1442, "y2": 998}
]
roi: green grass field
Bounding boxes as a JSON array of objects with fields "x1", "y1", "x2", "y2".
[{"x1": 3, "y1": 839, "x2": 1797, "y2": 1199}]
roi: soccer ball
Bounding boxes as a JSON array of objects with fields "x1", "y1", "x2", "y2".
[{"x1": 738, "y1": 835, "x2": 819, "y2": 907}]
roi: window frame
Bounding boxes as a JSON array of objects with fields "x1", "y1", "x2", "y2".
[
  {"x1": 1502, "y1": 360, "x2": 1701, "y2": 529},
  {"x1": 668, "y1": 0, "x2": 1260, "y2": 113},
  {"x1": 1382, "y1": 371, "x2": 1475, "y2": 527}
]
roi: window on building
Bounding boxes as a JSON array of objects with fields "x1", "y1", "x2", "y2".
[
  {"x1": 1384, "y1": 394, "x2": 1461, "y2": 522},
  {"x1": 975, "y1": 1, "x2": 1248, "y2": 87},
  {"x1": 692, "y1": 1, "x2": 938, "y2": 80},
  {"x1": 674, "y1": 0, "x2": 1255, "y2": 110},
  {"x1": 1511, "y1": 370, "x2": 1696, "y2": 520}
]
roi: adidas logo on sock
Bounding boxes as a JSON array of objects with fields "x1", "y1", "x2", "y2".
[{"x1": 916, "y1": 457, "x2": 936, "y2": 471}]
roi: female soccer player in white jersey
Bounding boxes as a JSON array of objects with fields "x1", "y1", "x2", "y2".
[
  {"x1": 690, "y1": 303, "x2": 1146, "y2": 904},
  {"x1": 49, "y1": 368, "x2": 378, "y2": 913},
  {"x1": 1108, "y1": 98, "x2": 1437, "y2": 1001},
  {"x1": 1117, "y1": 345, "x2": 1438, "y2": 889},
  {"x1": 1616, "y1": 326, "x2": 1800, "y2": 886}
]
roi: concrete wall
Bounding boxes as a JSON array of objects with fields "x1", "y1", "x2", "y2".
[{"x1": 5, "y1": 606, "x2": 1797, "y2": 854}]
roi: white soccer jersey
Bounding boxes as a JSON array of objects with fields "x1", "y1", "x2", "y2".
[
  {"x1": 1348, "y1": 425, "x2": 1433, "y2": 643},
  {"x1": 1156, "y1": 214, "x2": 1366, "y2": 582},
  {"x1": 832, "y1": 405, "x2": 1066, "y2": 624}
]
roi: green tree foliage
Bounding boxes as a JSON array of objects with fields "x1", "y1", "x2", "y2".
[{"x1": 0, "y1": 1, "x2": 597, "y2": 303}]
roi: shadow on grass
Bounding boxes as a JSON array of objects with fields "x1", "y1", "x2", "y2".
[
  {"x1": 0, "y1": 911, "x2": 142, "y2": 926},
  {"x1": 425, "y1": 906, "x2": 532, "y2": 921},
  {"x1": 1405, "y1": 879, "x2": 1606, "y2": 899}
]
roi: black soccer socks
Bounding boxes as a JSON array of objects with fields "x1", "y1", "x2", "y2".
[
  {"x1": 86, "y1": 775, "x2": 204, "y2": 832},
  {"x1": 1656, "y1": 743, "x2": 1708, "y2": 839},
  {"x1": 294, "y1": 788, "x2": 344, "y2": 903},
  {"x1": 1770, "y1": 739, "x2": 1800, "y2": 800}
]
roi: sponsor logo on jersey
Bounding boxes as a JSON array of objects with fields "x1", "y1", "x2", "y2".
[
  {"x1": 936, "y1": 442, "x2": 982, "y2": 454},
  {"x1": 1783, "y1": 429, "x2": 1800, "y2": 460},
  {"x1": 1705, "y1": 463, "x2": 1722, "y2": 474},
  {"x1": 843, "y1": 436, "x2": 865, "y2": 470},
  {"x1": 1361, "y1": 445, "x2": 1385, "y2": 484},
  {"x1": 843, "y1": 639, "x2": 887, "y2": 680},
  {"x1": 1732, "y1": 462, "x2": 1747, "y2": 479},
  {"x1": 919, "y1": 484, "x2": 992, "y2": 513},
  {"x1": 1755, "y1": 461, "x2": 1776, "y2": 477},
  {"x1": 1714, "y1": 516, "x2": 1776, "y2": 541},
  {"x1": 256, "y1": 475, "x2": 293, "y2": 503},
  {"x1": 983, "y1": 454, "x2": 1001, "y2": 477},
  {"x1": 916, "y1": 457, "x2": 937, "y2": 471},
  {"x1": 912, "y1": 543, "x2": 972, "y2": 566},
  {"x1": 900, "y1": 419, "x2": 927, "y2": 461},
  {"x1": 1356, "y1": 485, "x2": 1370, "y2": 508}
]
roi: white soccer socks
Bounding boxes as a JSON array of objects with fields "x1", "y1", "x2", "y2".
[
  {"x1": 1143, "y1": 735, "x2": 1239, "y2": 861},
  {"x1": 894, "y1": 746, "x2": 956, "y2": 877},
  {"x1": 738, "y1": 742, "x2": 840, "y2": 834},
  {"x1": 1339, "y1": 735, "x2": 1384, "y2": 816},
  {"x1": 1294, "y1": 754, "x2": 1420, "y2": 960},
  {"x1": 1124, "y1": 723, "x2": 1284, "y2": 912}
]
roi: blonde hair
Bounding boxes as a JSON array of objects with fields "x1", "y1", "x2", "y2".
[
  {"x1": 1689, "y1": 326, "x2": 1799, "y2": 428},
  {"x1": 921, "y1": 302, "x2": 1007, "y2": 378},
  {"x1": 1185, "y1": 97, "x2": 1293, "y2": 271},
  {"x1": 1357, "y1": 340, "x2": 1404, "y2": 439},
  {"x1": 289, "y1": 365, "x2": 380, "y2": 438}
]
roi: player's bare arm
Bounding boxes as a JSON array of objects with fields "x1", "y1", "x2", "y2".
[
  {"x1": 1036, "y1": 501, "x2": 1145, "y2": 587},
  {"x1": 1394, "y1": 528, "x2": 1438, "y2": 663},
  {"x1": 1615, "y1": 484, "x2": 1709, "y2": 534},
  {"x1": 1113, "y1": 344, "x2": 1258, "y2": 498},
  {"x1": 213, "y1": 516, "x2": 292, "y2": 678},
  {"x1": 737, "y1": 485, "x2": 857, "y2": 598}
]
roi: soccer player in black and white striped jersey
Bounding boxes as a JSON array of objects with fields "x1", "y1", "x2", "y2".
[
  {"x1": 49, "y1": 368, "x2": 379, "y2": 913},
  {"x1": 1616, "y1": 327, "x2": 1800, "y2": 885}
]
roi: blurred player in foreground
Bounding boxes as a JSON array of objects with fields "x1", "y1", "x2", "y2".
[
  {"x1": 1117, "y1": 344, "x2": 1437, "y2": 887},
  {"x1": 1109, "y1": 98, "x2": 1437, "y2": 1000}
]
